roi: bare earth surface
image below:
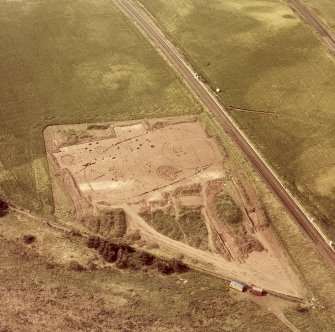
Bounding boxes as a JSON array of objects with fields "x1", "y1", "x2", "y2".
[
  {"x1": 54, "y1": 121, "x2": 223, "y2": 205},
  {"x1": 45, "y1": 118, "x2": 304, "y2": 298}
]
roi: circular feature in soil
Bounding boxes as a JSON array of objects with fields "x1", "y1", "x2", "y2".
[
  {"x1": 162, "y1": 138, "x2": 215, "y2": 169},
  {"x1": 61, "y1": 154, "x2": 75, "y2": 166},
  {"x1": 156, "y1": 165, "x2": 180, "y2": 180},
  {"x1": 166, "y1": 144, "x2": 186, "y2": 157}
]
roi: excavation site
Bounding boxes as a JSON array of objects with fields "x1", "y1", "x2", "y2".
[{"x1": 45, "y1": 117, "x2": 303, "y2": 297}]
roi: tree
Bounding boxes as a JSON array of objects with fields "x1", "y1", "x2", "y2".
[{"x1": 0, "y1": 200, "x2": 9, "y2": 217}]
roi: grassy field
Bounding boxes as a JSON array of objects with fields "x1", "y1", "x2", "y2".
[
  {"x1": 0, "y1": 0, "x2": 200, "y2": 214},
  {"x1": 2, "y1": 1, "x2": 335, "y2": 330},
  {"x1": 139, "y1": 0, "x2": 335, "y2": 238},
  {"x1": 303, "y1": 0, "x2": 335, "y2": 30}
]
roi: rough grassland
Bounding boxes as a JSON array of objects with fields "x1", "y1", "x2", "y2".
[
  {"x1": 0, "y1": 214, "x2": 289, "y2": 332},
  {"x1": 0, "y1": 0, "x2": 200, "y2": 214},
  {"x1": 139, "y1": 0, "x2": 335, "y2": 238},
  {"x1": 303, "y1": 0, "x2": 335, "y2": 31}
]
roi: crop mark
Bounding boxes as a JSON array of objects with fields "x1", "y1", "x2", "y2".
[{"x1": 227, "y1": 106, "x2": 275, "y2": 116}]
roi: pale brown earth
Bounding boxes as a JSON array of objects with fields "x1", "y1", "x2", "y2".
[
  {"x1": 53, "y1": 121, "x2": 223, "y2": 205},
  {"x1": 45, "y1": 118, "x2": 304, "y2": 298}
]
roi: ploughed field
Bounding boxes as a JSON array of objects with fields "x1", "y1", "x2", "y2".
[
  {"x1": 139, "y1": 0, "x2": 335, "y2": 239},
  {"x1": 45, "y1": 117, "x2": 303, "y2": 297},
  {"x1": 0, "y1": 0, "x2": 199, "y2": 214}
]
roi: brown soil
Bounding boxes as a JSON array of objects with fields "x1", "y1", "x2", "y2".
[{"x1": 52, "y1": 120, "x2": 222, "y2": 207}]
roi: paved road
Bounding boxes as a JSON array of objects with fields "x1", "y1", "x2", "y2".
[
  {"x1": 114, "y1": 0, "x2": 335, "y2": 272},
  {"x1": 290, "y1": 0, "x2": 335, "y2": 53}
]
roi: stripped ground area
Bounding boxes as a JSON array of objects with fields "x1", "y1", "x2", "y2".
[{"x1": 45, "y1": 117, "x2": 304, "y2": 297}]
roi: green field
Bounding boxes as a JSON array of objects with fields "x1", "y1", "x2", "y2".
[
  {"x1": 139, "y1": 0, "x2": 335, "y2": 238},
  {"x1": 2, "y1": 1, "x2": 335, "y2": 330},
  {"x1": 0, "y1": 0, "x2": 200, "y2": 214}
]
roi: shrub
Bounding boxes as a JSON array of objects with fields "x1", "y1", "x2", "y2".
[
  {"x1": 86, "y1": 236, "x2": 101, "y2": 249},
  {"x1": 22, "y1": 234, "x2": 36, "y2": 244},
  {"x1": 156, "y1": 261, "x2": 174, "y2": 274},
  {"x1": 67, "y1": 230, "x2": 82, "y2": 237},
  {"x1": 68, "y1": 260, "x2": 85, "y2": 271},
  {"x1": 101, "y1": 242, "x2": 120, "y2": 263},
  {"x1": 86, "y1": 236, "x2": 188, "y2": 274},
  {"x1": 88, "y1": 262, "x2": 98, "y2": 271},
  {"x1": 295, "y1": 304, "x2": 309, "y2": 313},
  {"x1": 171, "y1": 258, "x2": 188, "y2": 273},
  {"x1": 115, "y1": 251, "x2": 130, "y2": 269},
  {"x1": 0, "y1": 200, "x2": 9, "y2": 217},
  {"x1": 139, "y1": 252, "x2": 155, "y2": 266}
]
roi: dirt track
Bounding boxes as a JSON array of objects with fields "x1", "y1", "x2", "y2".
[
  {"x1": 125, "y1": 207, "x2": 303, "y2": 297},
  {"x1": 114, "y1": 0, "x2": 335, "y2": 273}
]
